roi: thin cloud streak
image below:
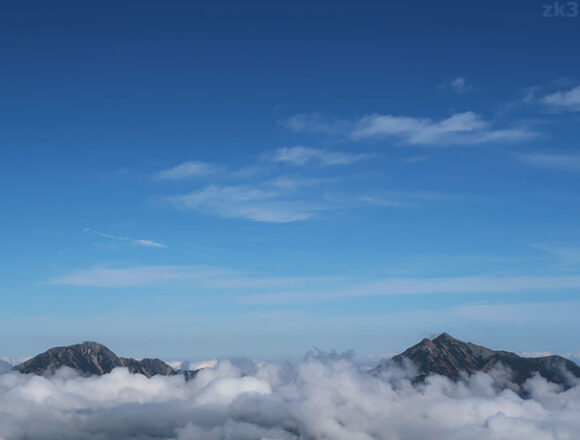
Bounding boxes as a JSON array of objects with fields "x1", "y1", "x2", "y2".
[
  {"x1": 46, "y1": 265, "x2": 236, "y2": 288},
  {"x1": 84, "y1": 228, "x2": 167, "y2": 249},
  {"x1": 45, "y1": 264, "x2": 342, "y2": 289},
  {"x1": 267, "y1": 146, "x2": 373, "y2": 166},
  {"x1": 352, "y1": 112, "x2": 534, "y2": 145},
  {"x1": 167, "y1": 184, "x2": 322, "y2": 222},
  {"x1": 153, "y1": 145, "x2": 457, "y2": 222},
  {"x1": 519, "y1": 153, "x2": 580, "y2": 172},
  {"x1": 155, "y1": 161, "x2": 221, "y2": 180},
  {"x1": 242, "y1": 274, "x2": 580, "y2": 304},
  {"x1": 47, "y1": 265, "x2": 580, "y2": 304},
  {"x1": 282, "y1": 111, "x2": 536, "y2": 146},
  {"x1": 165, "y1": 182, "x2": 445, "y2": 223}
]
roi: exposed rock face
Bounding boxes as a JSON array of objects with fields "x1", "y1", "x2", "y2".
[
  {"x1": 119, "y1": 357, "x2": 177, "y2": 378},
  {"x1": 13, "y1": 341, "x2": 199, "y2": 379},
  {"x1": 378, "y1": 332, "x2": 580, "y2": 388}
]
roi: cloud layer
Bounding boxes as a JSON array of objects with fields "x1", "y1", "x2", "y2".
[{"x1": 1, "y1": 355, "x2": 579, "y2": 440}]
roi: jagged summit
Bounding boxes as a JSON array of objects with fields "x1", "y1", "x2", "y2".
[
  {"x1": 13, "y1": 341, "x2": 199, "y2": 379},
  {"x1": 376, "y1": 332, "x2": 580, "y2": 388},
  {"x1": 432, "y1": 332, "x2": 457, "y2": 343}
]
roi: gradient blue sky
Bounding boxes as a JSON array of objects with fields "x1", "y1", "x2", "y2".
[{"x1": 2, "y1": 0, "x2": 580, "y2": 361}]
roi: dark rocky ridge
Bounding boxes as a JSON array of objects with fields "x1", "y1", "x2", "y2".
[
  {"x1": 377, "y1": 332, "x2": 580, "y2": 388},
  {"x1": 13, "y1": 341, "x2": 199, "y2": 379}
]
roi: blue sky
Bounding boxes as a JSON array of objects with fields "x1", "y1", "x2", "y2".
[{"x1": 1, "y1": 0, "x2": 580, "y2": 361}]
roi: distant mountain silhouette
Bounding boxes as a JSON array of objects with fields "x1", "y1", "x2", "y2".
[
  {"x1": 376, "y1": 332, "x2": 580, "y2": 389},
  {"x1": 13, "y1": 341, "x2": 199, "y2": 379}
]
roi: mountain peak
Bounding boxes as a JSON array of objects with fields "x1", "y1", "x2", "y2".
[
  {"x1": 79, "y1": 341, "x2": 107, "y2": 348},
  {"x1": 433, "y1": 332, "x2": 456, "y2": 343},
  {"x1": 13, "y1": 341, "x2": 199, "y2": 380},
  {"x1": 380, "y1": 334, "x2": 580, "y2": 392}
]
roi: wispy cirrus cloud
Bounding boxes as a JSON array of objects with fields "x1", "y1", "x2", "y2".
[
  {"x1": 46, "y1": 264, "x2": 339, "y2": 289},
  {"x1": 166, "y1": 182, "x2": 452, "y2": 222},
  {"x1": 154, "y1": 143, "x2": 455, "y2": 222},
  {"x1": 84, "y1": 228, "x2": 167, "y2": 249},
  {"x1": 47, "y1": 264, "x2": 580, "y2": 306},
  {"x1": 352, "y1": 112, "x2": 535, "y2": 145},
  {"x1": 518, "y1": 153, "x2": 580, "y2": 172},
  {"x1": 282, "y1": 111, "x2": 536, "y2": 146},
  {"x1": 266, "y1": 146, "x2": 373, "y2": 166},
  {"x1": 243, "y1": 274, "x2": 580, "y2": 304},
  {"x1": 155, "y1": 161, "x2": 221, "y2": 180},
  {"x1": 167, "y1": 184, "x2": 323, "y2": 223},
  {"x1": 531, "y1": 243, "x2": 580, "y2": 268},
  {"x1": 47, "y1": 265, "x2": 227, "y2": 287},
  {"x1": 279, "y1": 113, "x2": 350, "y2": 135}
]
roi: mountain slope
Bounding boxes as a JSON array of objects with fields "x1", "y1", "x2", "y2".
[
  {"x1": 13, "y1": 341, "x2": 198, "y2": 379},
  {"x1": 377, "y1": 332, "x2": 580, "y2": 388}
]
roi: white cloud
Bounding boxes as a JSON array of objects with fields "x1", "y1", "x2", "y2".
[
  {"x1": 164, "y1": 178, "x2": 441, "y2": 222},
  {"x1": 519, "y1": 153, "x2": 580, "y2": 172},
  {"x1": 168, "y1": 184, "x2": 321, "y2": 222},
  {"x1": 352, "y1": 111, "x2": 535, "y2": 145},
  {"x1": 441, "y1": 77, "x2": 472, "y2": 94},
  {"x1": 270, "y1": 176, "x2": 331, "y2": 189},
  {"x1": 1, "y1": 355, "x2": 579, "y2": 439},
  {"x1": 267, "y1": 146, "x2": 372, "y2": 166},
  {"x1": 541, "y1": 85, "x2": 580, "y2": 112},
  {"x1": 132, "y1": 239, "x2": 167, "y2": 248},
  {"x1": 152, "y1": 140, "x2": 455, "y2": 223},
  {"x1": 281, "y1": 111, "x2": 535, "y2": 145},
  {"x1": 155, "y1": 161, "x2": 221, "y2": 180},
  {"x1": 280, "y1": 113, "x2": 349, "y2": 135},
  {"x1": 84, "y1": 228, "x2": 167, "y2": 248}
]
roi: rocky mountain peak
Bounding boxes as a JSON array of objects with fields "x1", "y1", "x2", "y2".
[
  {"x1": 13, "y1": 342, "x2": 199, "y2": 380},
  {"x1": 376, "y1": 332, "x2": 580, "y2": 392}
]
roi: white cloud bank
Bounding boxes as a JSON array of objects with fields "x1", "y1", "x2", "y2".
[{"x1": 1, "y1": 355, "x2": 579, "y2": 439}]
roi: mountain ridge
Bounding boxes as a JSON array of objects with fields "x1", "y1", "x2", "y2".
[
  {"x1": 377, "y1": 332, "x2": 580, "y2": 389},
  {"x1": 12, "y1": 341, "x2": 199, "y2": 379},
  {"x1": 11, "y1": 334, "x2": 580, "y2": 390}
]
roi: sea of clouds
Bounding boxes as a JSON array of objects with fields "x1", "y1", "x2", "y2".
[{"x1": 0, "y1": 351, "x2": 579, "y2": 440}]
